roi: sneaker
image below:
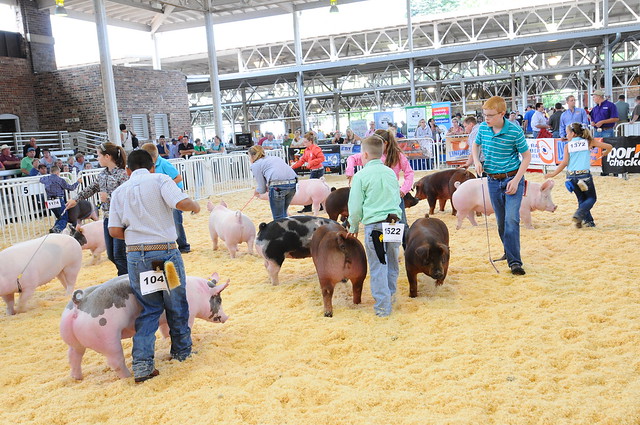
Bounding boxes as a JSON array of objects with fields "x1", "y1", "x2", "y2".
[
  {"x1": 510, "y1": 265, "x2": 526, "y2": 275},
  {"x1": 584, "y1": 221, "x2": 596, "y2": 228},
  {"x1": 494, "y1": 253, "x2": 507, "y2": 262},
  {"x1": 297, "y1": 206, "x2": 312, "y2": 213},
  {"x1": 170, "y1": 350, "x2": 197, "y2": 361},
  {"x1": 179, "y1": 249, "x2": 191, "y2": 254},
  {"x1": 134, "y1": 369, "x2": 159, "y2": 383},
  {"x1": 49, "y1": 227, "x2": 61, "y2": 234},
  {"x1": 572, "y1": 216, "x2": 583, "y2": 228}
]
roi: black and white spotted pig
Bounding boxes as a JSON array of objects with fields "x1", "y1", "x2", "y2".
[
  {"x1": 60, "y1": 274, "x2": 229, "y2": 380},
  {"x1": 255, "y1": 216, "x2": 342, "y2": 285}
]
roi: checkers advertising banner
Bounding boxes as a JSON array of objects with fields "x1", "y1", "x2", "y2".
[{"x1": 601, "y1": 136, "x2": 640, "y2": 174}]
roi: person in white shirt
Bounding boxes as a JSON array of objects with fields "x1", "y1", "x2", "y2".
[{"x1": 531, "y1": 102, "x2": 550, "y2": 138}]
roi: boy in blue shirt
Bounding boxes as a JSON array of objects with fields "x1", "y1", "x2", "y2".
[
  {"x1": 472, "y1": 96, "x2": 531, "y2": 275},
  {"x1": 348, "y1": 136, "x2": 402, "y2": 317}
]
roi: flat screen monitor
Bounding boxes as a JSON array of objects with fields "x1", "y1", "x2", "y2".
[{"x1": 234, "y1": 133, "x2": 253, "y2": 147}]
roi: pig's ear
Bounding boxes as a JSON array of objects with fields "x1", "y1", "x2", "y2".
[
  {"x1": 416, "y1": 246, "x2": 429, "y2": 258},
  {"x1": 335, "y1": 232, "x2": 347, "y2": 251},
  {"x1": 438, "y1": 243, "x2": 450, "y2": 257},
  {"x1": 541, "y1": 179, "x2": 554, "y2": 190},
  {"x1": 220, "y1": 200, "x2": 228, "y2": 207},
  {"x1": 207, "y1": 201, "x2": 214, "y2": 211},
  {"x1": 212, "y1": 279, "x2": 230, "y2": 295}
]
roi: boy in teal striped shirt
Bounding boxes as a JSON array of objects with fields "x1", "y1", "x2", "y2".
[
  {"x1": 348, "y1": 136, "x2": 402, "y2": 317},
  {"x1": 472, "y1": 96, "x2": 531, "y2": 275}
]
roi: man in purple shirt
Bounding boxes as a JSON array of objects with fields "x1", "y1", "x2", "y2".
[{"x1": 590, "y1": 89, "x2": 619, "y2": 138}]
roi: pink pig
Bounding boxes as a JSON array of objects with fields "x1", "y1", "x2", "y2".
[
  {"x1": 60, "y1": 274, "x2": 229, "y2": 380},
  {"x1": 207, "y1": 200, "x2": 256, "y2": 258},
  {"x1": 452, "y1": 178, "x2": 557, "y2": 229},
  {"x1": 1, "y1": 233, "x2": 82, "y2": 315},
  {"x1": 69, "y1": 220, "x2": 106, "y2": 265},
  {"x1": 258, "y1": 177, "x2": 331, "y2": 216}
]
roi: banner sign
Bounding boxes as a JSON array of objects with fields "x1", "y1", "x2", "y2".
[
  {"x1": 527, "y1": 137, "x2": 609, "y2": 166},
  {"x1": 288, "y1": 144, "x2": 342, "y2": 174},
  {"x1": 445, "y1": 136, "x2": 470, "y2": 163},
  {"x1": 601, "y1": 136, "x2": 640, "y2": 174},
  {"x1": 431, "y1": 102, "x2": 452, "y2": 137},
  {"x1": 350, "y1": 120, "x2": 368, "y2": 139},
  {"x1": 397, "y1": 141, "x2": 426, "y2": 160},
  {"x1": 374, "y1": 111, "x2": 394, "y2": 130},
  {"x1": 405, "y1": 106, "x2": 427, "y2": 138}
]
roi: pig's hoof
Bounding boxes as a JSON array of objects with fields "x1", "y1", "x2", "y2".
[
  {"x1": 324, "y1": 311, "x2": 333, "y2": 318},
  {"x1": 409, "y1": 293, "x2": 418, "y2": 298}
]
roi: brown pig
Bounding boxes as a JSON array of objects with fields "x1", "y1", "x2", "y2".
[
  {"x1": 310, "y1": 224, "x2": 367, "y2": 317},
  {"x1": 404, "y1": 216, "x2": 450, "y2": 297},
  {"x1": 414, "y1": 168, "x2": 475, "y2": 215}
]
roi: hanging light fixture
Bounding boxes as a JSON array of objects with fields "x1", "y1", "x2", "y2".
[
  {"x1": 329, "y1": 0, "x2": 339, "y2": 13},
  {"x1": 55, "y1": 0, "x2": 68, "y2": 16}
]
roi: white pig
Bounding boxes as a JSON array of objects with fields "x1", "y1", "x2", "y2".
[
  {"x1": 207, "y1": 200, "x2": 256, "y2": 258},
  {"x1": 68, "y1": 220, "x2": 105, "y2": 265},
  {"x1": 452, "y1": 178, "x2": 557, "y2": 229},
  {"x1": 0, "y1": 233, "x2": 82, "y2": 315},
  {"x1": 258, "y1": 177, "x2": 331, "y2": 216}
]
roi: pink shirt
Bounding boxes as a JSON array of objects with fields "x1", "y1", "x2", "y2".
[{"x1": 345, "y1": 152, "x2": 414, "y2": 195}]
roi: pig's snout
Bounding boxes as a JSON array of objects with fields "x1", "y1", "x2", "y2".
[
  {"x1": 213, "y1": 312, "x2": 229, "y2": 323},
  {"x1": 432, "y1": 271, "x2": 445, "y2": 281},
  {"x1": 550, "y1": 204, "x2": 558, "y2": 212}
]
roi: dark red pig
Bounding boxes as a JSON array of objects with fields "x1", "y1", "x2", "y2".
[
  {"x1": 310, "y1": 225, "x2": 367, "y2": 317},
  {"x1": 405, "y1": 216, "x2": 450, "y2": 297},
  {"x1": 414, "y1": 168, "x2": 475, "y2": 216}
]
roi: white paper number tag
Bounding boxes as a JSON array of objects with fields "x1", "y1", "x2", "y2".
[
  {"x1": 140, "y1": 270, "x2": 168, "y2": 295},
  {"x1": 382, "y1": 223, "x2": 405, "y2": 243},
  {"x1": 45, "y1": 199, "x2": 61, "y2": 209}
]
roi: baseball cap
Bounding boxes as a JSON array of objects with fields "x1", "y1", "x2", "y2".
[
  {"x1": 592, "y1": 89, "x2": 605, "y2": 96},
  {"x1": 0, "y1": 144, "x2": 10, "y2": 150},
  {"x1": 27, "y1": 147, "x2": 36, "y2": 152},
  {"x1": 178, "y1": 136, "x2": 184, "y2": 140}
]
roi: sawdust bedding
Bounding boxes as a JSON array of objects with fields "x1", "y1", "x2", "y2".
[{"x1": 0, "y1": 171, "x2": 639, "y2": 425}]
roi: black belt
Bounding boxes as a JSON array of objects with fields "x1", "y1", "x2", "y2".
[
  {"x1": 269, "y1": 178, "x2": 297, "y2": 185},
  {"x1": 487, "y1": 170, "x2": 518, "y2": 180},
  {"x1": 126, "y1": 242, "x2": 177, "y2": 253}
]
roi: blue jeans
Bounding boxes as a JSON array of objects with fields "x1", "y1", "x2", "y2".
[
  {"x1": 487, "y1": 176, "x2": 525, "y2": 268},
  {"x1": 532, "y1": 131, "x2": 539, "y2": 138},
  {"x1": 567, "y1": 174, "x2": 597, "y2": 224},
  {"x1": 552, "y1": 131, "x2": 560, "y2": 138},
  {"x1": 364, "y1": 223, "x2": 400, "y2": 317},
  {"x1": 127, "y1": 248, "x2": 191, "y2": 378},
  {"x1": 309, "y1": 168, "x2": 325, "y2": 179},
  {"x1": 594, "y1": 128, "x2": 614, "y2": 138},
  {"x1": 50, "y1": 198, "x2": 68, "y2": 232},
  {"x1": 173, "y1": 209, "x2": 190, "y2": 252},
  {"x1": 269, "y1": 183, "x2": 296, "y2": 220},
  {"x1": 103, "y1": 217, "x2": 128, "y2": 276}
]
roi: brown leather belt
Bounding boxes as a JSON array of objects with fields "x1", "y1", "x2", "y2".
[
  {"x1": 126, "y1": 242, "x2": 177, "y2": 253},
  {"x1": 567, "y1": 169, "x2": 590, "y2": 175},
  {"x1": 487, "y1": 169, "x2": 518, "y2": 180}
]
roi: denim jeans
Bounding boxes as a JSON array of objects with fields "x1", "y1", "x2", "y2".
[
  {"x1": 309, "y1": 168, "x2": 325, "y2": 179},
  {"x1": 269, "y1": 183, "x2": 296, "y2": 220},
  {"x1": 487, "y1": 176, "x2": 525, "y2": 268},
  {"x1": 103, "y1": 217, "x2": 128, "y2": 276},
  {"x1": 594, "y1": 128, "x2": 614, "y2": 138},
  {"x1": 173, "y1": 209, "x2": 190, "y2": 252},
  {"x1": 567, "y1": 174, "x2": 597, "y2": 224},
  {"x1": 532, "y1": 131, "x2": 539, "y2": 139},
  {"x1": 127, "y1": 248, "x2": 191, "y2": 378},
  {"x1": 552, "y1": 131, "x2": 560, "y2": 138},
  {"x1": 364, "y1": 222, "x2": 400, "y2": 317},
  {"x1": 50, "y1": 201, "x2": 69, "y2": 232}
]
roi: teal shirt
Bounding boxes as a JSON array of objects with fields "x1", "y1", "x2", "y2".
[
  {"x1": 475, "y1": 118, "x2": 529, "y2": 174},
  {"x1": 347, "y1": 159, "x2": 401, "y2": 233},
  {"x1": 566, "y1": 137, "x2": 592, "y2": 172}
]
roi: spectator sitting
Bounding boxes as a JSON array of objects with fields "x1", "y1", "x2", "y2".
[
  {"x1": 84, "y1": 162, "x2": 93, "y2": 170},
  {"x1": 177, "y1": 136, "x2": 195, "y2": 158},
  {"x1": 21, "y1": 147, "x2": 37, "y2": 176},
  {"x1": 41, "y1": 149, "x2": 57, "y2": 171},
  {"x1": 74, "y1": 153, "x2": 86, "y2": 172},
  {"x1": 446, "y1": 118, "x2": 465, "y2": 136},
  {"x1": 331, "y1": 131, "x2": 345, "y2": 144},
  {"x1": 156, "y1": 135, "x2": 170, "y2": 159},
  {"x1": 258, "y1": 132, "x2": 276, "y2": 149},
  {"x1": 28, "y1": 159, "x2": 42, "y2": 176},
  {"x1": 316, "y1": 129, "x2": 326, "y2": 140},
  {"x1": 66, "y1": 156, "x2": 75, "y2": 171},
  {"x1": 23, "y1": 137, "x2": 41, "y2": 158},
  {"x1": 0, "y1": 144, "x2": 21, "y2": 170},
  {"x1": 194, "y1": 138, "x2": 209, "y2": 155},
  {"x1": 388, "y1": 123, "x2": 405, "y2": 140},
  {"x1": 210, "y1": 135, "x2": 225, "y2": 153},
  {"x1": 54, "y1": 158, "x2": 64, "y2": 171},
  {"x1": 344, "y1": 128, "x2": 362, "y2": 145},
  {"x1": 364, "y1": 121, "x2": 376, "y2": 137},
  {"x1": 36, "y1": 163, "x2": 48, "y2": 175},
  {"x1": 62, "y1": 164, "x2": 70, "y2": 173}
]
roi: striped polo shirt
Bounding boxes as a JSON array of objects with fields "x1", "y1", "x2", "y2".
[{"x1": 475, "y1": 118, "x2": 529, "y2": 174}]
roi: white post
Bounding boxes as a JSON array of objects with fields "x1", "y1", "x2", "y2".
[
  {"x1": 93, "y1": 0, "x2": 120, "y2": 145},
  {"x1": 204, "y1": 7, "x2": 225, "y2": 142}
]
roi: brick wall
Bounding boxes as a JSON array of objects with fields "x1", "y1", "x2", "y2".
[
  {"x1": 34, "y1": 65, "x2": 192, "y2": 137},
  {"x1": 0, "y1": 57, "x2": 39, "y2": 131},
  {"x1": 16, "y1": 0, "x2": 56, "y2": 73},
  {"x1": 114, "y1": 67, "x2": 192, "y2": 140}
]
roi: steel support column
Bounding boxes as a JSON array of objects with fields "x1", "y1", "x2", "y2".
[
  {"x1": 293, "y1": 10, "x2": 307, "y2": 131},
  {"x1": 333, "y1": 77, "x2": 340, "y2": 131},
  {"x1": 152, "y1": 33, "x2": 161, "y2": 70},
  {"x1": 204, "y1": 8, "x2": 225, "y2": 141},
  {"x1": 93, "y1": 0, "x2": 120, "y2": 145},
  {"x1": 241, "y1": 88, "x2": 249, "y2": 132},
  {"x1": 460, "y1": 81, "x2": 466, "y2": 114}
]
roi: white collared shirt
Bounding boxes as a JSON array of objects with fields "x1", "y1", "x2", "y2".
[{"x1": 109, "y1": 168, "x2": 188, "y2": 245}]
